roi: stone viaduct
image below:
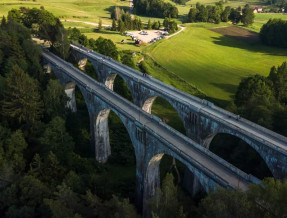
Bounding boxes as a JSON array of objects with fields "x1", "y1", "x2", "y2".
[
  {"x1": 69, "y1": 44, "x2": 287, "y2": 179},
  {"x1": 42, "y1": 45, "x2": 287, "y2": 213}
]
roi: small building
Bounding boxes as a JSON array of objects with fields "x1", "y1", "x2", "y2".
[{"x1": 252, "y1": 7, "x2": 263, "y2": 13}]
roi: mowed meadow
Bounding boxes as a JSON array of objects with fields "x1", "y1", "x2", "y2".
[
  {"x1": 1, "y1": 0, "x2": 287, "y2": 106},
  {"x1": 0, "y1": 0, "x2": 129, "y2": 24},
  {"x1": 146, "y1": 23, "x2": 287, "y2": 105}
]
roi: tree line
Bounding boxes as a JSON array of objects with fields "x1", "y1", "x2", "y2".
[
  {"x1": 1, "y1": 6, "x2": 287, "y2": 218},
  {"x1": 188, "y1": 3, "x2": 255, "y2": 26},
  {"x1": 232, "y1": 61, "x2": 287, "y2": 136},
  {"x1": 260, "y1": 19, "x2": 287, "y2": 48},
  {"x1": 111, "y1": 7, "x2": 144, "y2": 33},
  {"x1": 133, "y1": 0, "x2": 178, "y2": 18},
  {"x1": 110, "y1": 7, "x2": 178, "y2": 34}
]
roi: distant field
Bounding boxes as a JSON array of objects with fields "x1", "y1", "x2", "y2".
[
  {"x1": 0, "y1": 0, "x2": 129, "y2": 24},
  {"x1": 146, "y1": 23, "x2": 287, "y2": 105},
  {"x1": 247, "y1": 13, "x2": 287, "y2": 32}
]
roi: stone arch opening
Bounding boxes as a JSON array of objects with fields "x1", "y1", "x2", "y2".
[
  {"x1": 83, "y1": 59, "x2": 99, "y2": 81},
  {"x1": 105, "y1": 74, "x2": 133, "y2": 102},
  {"x1": 145, "y1": 153, "x2": 206, "y2": 216},
  {"x1": 94, "y1": 108, "x2": 136, "y2": 202},
  {"x1": 142, "y1": 96, "x2": 185, "y2": 134},
  {"x1": 208, "y1": 133, "x2": 273, "y2": 179},
  {"x1": 66, "y1": 85, "x2": 91, "y2": 157},
  {"x1": 64, "y1": 82, "x2": 77, "y2": 112}
]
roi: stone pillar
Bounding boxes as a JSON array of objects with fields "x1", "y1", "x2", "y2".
[
  {"x1": 78, "y1": 58, "x2": 87, "y2": 71},
  {"x1": 65, "y1": 83, "x2": 77, "y2": 112},
  {"x1": 143, "y1": 154, "x2": 164, "y2": 217},
  {"x1": 91, "y1": 108, "x2": 111, "y2": 163},
  {"x1": 43, "y1": 64, "x2": 52, "y2": 74},
  {"x1": 105, "y1": 73, "x2": 117, "y2": 90},
  {"x1": 142, "y1": 96, "x2": 157, "y2": 114}
]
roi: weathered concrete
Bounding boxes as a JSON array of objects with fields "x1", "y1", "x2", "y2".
[
  {"x1": 65, "y1": 82, "x2": 77, "y2": 112},
  {"x1": 43, "y1": 49, "x2": 280, "y2": 216},
  {"x1": 70, "y1": 43, "x2": 287, "y2": 179}
]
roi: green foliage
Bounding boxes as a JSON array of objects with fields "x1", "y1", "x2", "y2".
[
  {"x1": 163, "y1": 17, "x2": 178, "y2": 34},
  {"x1": 7, "y1": 9, "x2": 21, "y2": 23},
  {"x1": 200, "y1": 188, "x2": 253, "y2": 218},
  {"x1": 188, "y1": 3, "x2": 237, "y2": 24},
  {"x1": 4, "y1": 130, "x2": 27, "y2": 173},
  {"x1": 147, "y1": 19, "x2": 152, "y2": 29},
  {"x1": 40, "y1": 117, "x2": 75, "y2": 163},
  {"x1": 152, "y1": 21, "x2": 161, "y2": 30},
  {"x1": 120, "y1": 51, "x2": 136, "y2": 69},
  {"x1": 229, "y1": 8, "x2": 242, "y2": 23},
  {"x1": 200, "y1": 178, "x2": 287, "y2": 218},
  {"x1": 260, "y1": 18, "x2": 287, "y2": 48},
  {"x1": 1, "y1": 65, "x2": 43, "y2": 129},
  {"x1": 268, "y1": 62, "x2": 287, "y2": 104},
  {"x1": 112, "y1": 19, "x2": 117, "y2": 31},
  {"x1": 95, "y1": 36, "x2": 119, "y2": 60},
  {"x1": 133, "y1": 0, "x2": 178, "y2": 18},
  {"x1": 148, "y1": 173, "x2": 186, "y2": 218},
  {"x1": 241, "y1": 5, "x2": 255, "y2": 27},
  {"x1": 248, "y1": 178, "x2": 287, "y2": 217},
  {"x1": 221, "y1": 6, "x2": 231, "y2": 22},
  {"x1": 235, "y1": 62, "x2": 287, "y2": 134},
  {"x1": 43, "y1": 79, "x2": 69, "y2": 119},
  {"x1": 188, "y1": 8, "x2": 199, "y2": 23}
]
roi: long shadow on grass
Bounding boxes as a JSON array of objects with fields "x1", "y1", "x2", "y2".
[
  {"x1": 211, "y1": 35, "x2": 287, "y2": 56},
  {"x1": 205, "y1": 96, "x2": 231, "y2": 108},
  {"x1": 210, "y1": 82, "x2": 237, "y2": 97},
  {"x1": 105, "y1": 6, "x2": 130, "y2": 13}
]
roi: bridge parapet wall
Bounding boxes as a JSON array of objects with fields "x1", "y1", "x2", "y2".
[{"x1": 69, "y1": 45, "x2": 287, "y2": 148}]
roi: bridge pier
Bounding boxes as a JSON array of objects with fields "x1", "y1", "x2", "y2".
[
  {"x1": 78, "y1": 58, "x2": 87, "y2": 71},
  {"x1": 44, "y1": 51, "x2": 271, "y2": 218},
  {"x1": 65, "y1": 82, "x2": 77, "y2": 112},
  {"x1": 87, "y1": 103, "x2": 112, "y2": 163}
]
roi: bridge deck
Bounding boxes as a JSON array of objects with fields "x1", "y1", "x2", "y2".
[
  {"x1": 43, "y1": 50, "x2": 257, "y2": 191},
  {"x1": 70, "y1": 44, "x2": 287, "y2": 153}
]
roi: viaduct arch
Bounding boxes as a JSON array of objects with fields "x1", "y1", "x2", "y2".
[{"x1": 43, "y1": 49, "x2": 287, "y2": 215}]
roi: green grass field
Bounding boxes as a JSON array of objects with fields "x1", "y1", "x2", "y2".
[
  {"x1": 247, "y1": 13, "x2": 287, "y2": 32},
  {"x1": 0, "y1": 0, "x2": 129, "y2": 24},
  {"x1": 146, "y1": 23, "x2": 287, "y2": 105}
]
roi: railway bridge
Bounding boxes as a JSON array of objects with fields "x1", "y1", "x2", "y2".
[
  {"x1": 42, "y1": 46, "x2": 287, "y2": 212},
  {"x1": 69, "y1": 44, "x2": 287, "y2": 179}
]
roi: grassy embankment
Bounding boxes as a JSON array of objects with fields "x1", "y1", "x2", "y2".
[{"x1": 146, "y1": 23, "x2": 287, "y2": 106}]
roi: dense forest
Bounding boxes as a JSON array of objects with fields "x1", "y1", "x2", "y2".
[
  {"x1": 260, "y1": 19, "x2": 287, "y2": 48},
  {"x1": 133, "y1": 0, "x2": 178, "y2": 18},
  {"x1": 0, "y1": 6, "x2": 287, "y2": 218},
  {"x1": 188, "y1": 3, "x2": 254, "y2": 26}
]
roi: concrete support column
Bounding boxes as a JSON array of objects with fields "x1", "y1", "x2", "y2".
[
  {"x1": 105, "y1": 73, "x2": 117, "y2": 90},
  {"x1": 78, "y1": 58, "x2": 87, "y2": 71},
  {"x1": 65, "y1": 83, "x2": 77, "y2": 112},
  {"x1": 89, "y1": 108, "x2": 111, "y2": 163},
  {"x1": 43, "y1": 64, "x2": 52, "y2": 74},
  {"x1": 143, "y1": 154, "x2": 164, "y2": 217},
  {"x1": 142, "y1": 96, "x2": 157, "y2": 114}
]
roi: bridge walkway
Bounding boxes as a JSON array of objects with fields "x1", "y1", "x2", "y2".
[
  {"x1": 43, "y1": 50, "x2": 257, "y2": 191},
  {"x1": 71, "y1": 44, "x2": 287, "y2": 153}
]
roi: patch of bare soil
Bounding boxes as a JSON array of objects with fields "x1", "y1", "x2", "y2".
[{"x1": 210, "y1": 26, "x2": 260, "y2": 44}]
